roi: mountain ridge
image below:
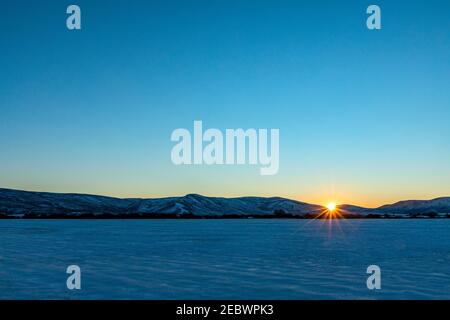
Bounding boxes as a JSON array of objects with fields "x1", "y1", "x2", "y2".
[{"x1": 0, "y1": 188, "x2": 449, "y2": 219}]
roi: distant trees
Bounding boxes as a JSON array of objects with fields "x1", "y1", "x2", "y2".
[
  {"x1": 423, "y1": 211, "x2": 438, "y2": 218},
  {"x1": 273, "y1": 209, "x2": 287, "y2": 217}
]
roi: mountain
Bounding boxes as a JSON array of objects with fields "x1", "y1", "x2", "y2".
[
  {"x1": 0, "y1": 188, "x2": 134, "y2": 217},
  {"x1": 0, "y1": 188, "x2": 449, "y2": 219},
  {"x1": 0, "y1": 188, "x2": 324, "y2": 218},
  {"x1": 135, "y1": 193, "x2": 324, "y2": 216},
  {"x1": 337, "y1": 204, "x2": 372, "y2": 215},
  {"x1": 377, "y1": 197, "x2": 450, "y2": 216}
]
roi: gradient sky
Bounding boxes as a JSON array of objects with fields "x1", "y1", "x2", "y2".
[{"x1": 1, "y1": 0, "x2": 449, "y2": 207}]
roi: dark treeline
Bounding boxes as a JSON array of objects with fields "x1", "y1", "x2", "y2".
[{"x1": 1, "y1": 212, "x2": 449, "y2": 219}]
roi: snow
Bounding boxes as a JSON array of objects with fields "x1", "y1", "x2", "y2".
[
  {"x1": 1, "y1": 188, "x2": 449, "y2": 218},
  {"x1": 1, "y1": 219, "x2": 450, "y2": 299}
]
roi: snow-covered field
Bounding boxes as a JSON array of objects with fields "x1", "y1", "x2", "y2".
[{"x1": 0, "y1": 220, "x2": 449, "y2": 299}]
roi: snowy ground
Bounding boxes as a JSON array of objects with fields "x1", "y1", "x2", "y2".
[{"x1": 0, "y1": 220, "x2": 449, "y2": 299}]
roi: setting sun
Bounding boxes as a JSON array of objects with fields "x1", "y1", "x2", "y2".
[{"x1": 327, "y1": 202, "x2": 336, "y2": 212}]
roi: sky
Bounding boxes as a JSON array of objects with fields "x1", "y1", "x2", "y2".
[{"x1": 0, "y1": 0, "x2": 449, "y2": 207}]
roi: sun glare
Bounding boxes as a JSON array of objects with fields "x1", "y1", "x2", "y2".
[{"x1": 327, "y1": 202, "x2": 336, "y2": 212}]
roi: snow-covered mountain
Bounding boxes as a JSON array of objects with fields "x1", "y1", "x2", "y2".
[
  {"x1": 0, "y1": 188, "x2": 135, "y2": 217},
  {"x1": 377, "y1": 197, "x2": 450, "y2": 215},
  {"x1": 135, "y1": 194, "x2": 324, "y2": 216},
  {"x1": 0, "y1": 188, "x2": 323, "y2": 218},
  {"x1": 336, "y1": 204, "x2": 372, "y2": 215},
  {"x1": 1, "y1": 188, "x2": 449, "y2": 218}
]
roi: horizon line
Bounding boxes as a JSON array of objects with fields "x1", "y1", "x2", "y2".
[{"x1": 1, "y1": 187, "x2": 449, "y2": 210}]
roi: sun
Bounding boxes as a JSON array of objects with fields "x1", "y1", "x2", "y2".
[{"x1": 327, "y1": 202, "x2": 336, "y2": 212}]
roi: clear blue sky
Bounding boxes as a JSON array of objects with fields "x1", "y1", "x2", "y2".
[{"x1": 1, "y1": 0, "x2": 449, "y2": 207}]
